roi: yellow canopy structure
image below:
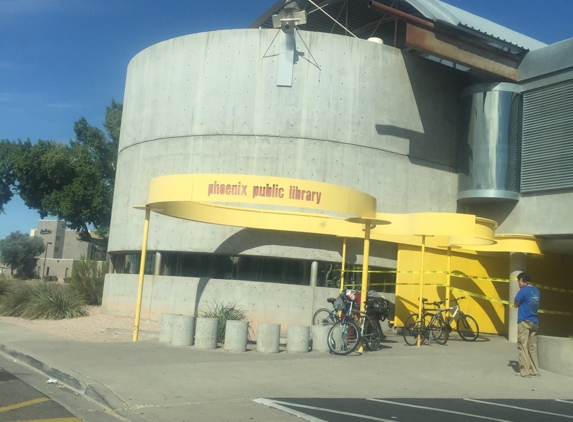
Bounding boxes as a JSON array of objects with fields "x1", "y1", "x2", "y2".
[{"x1": 132, "y1": 174, "x2": 501, "y2": 342}]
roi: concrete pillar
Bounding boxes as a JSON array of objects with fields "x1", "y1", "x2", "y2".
[
  {"x1": 311, "y1": 325, "x2": 331, "y2": 352},
  {"x1": 310, "y1": 261, "x2": 318, "y2": 287},
  {"x1": 224, "y1": 320, "x2": 249, "y2": 352},
  {"x1": 159, "y1": 313, "x2": 181, "y2": 343},
  {"x1": 287, "y1": 325, "x2": 310, "y2": 353},
  {"x1": 257, "y1": 323, "x2": 281, "y2": 353},
  {"x1": 508, "y1": 252, "x2": 527, "y2": 343},
  {"x1": 195, "y1": 317, "x2": 219, "y2": 349},
  {"x1": 154, "y1": 252, "x2": 162, "y2": 276},
  {"x1": 171, "y1": 315, "x2": 196, "y2": 346}
]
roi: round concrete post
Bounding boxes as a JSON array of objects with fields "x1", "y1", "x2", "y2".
[
  {"x1": 311, "y1": 325, "x2": 331, "y2": 352},
  {"x1": 224, "y1": 320, "x2": 249, "y2": 352},
  {"x1": 509, "y1": 252, "x2": 527, "y2": 343},
  {"x1": 287, "y1": 325, "x2": 310, "y2": 353},
  {"x1": 310, "y1": 261, "x2": 318, "y2": 287},
  {"x1": 256, "y1": 323, "x2": 281, "y2": 353},
  {"x1": 159, "y1": 313, "x2": 181, "y2": 343},
  {"x1": 194, "y1": 317, "x2": 219, "y2": 349},
  {"x1": 171, "y1": 315, "x2": 196, "y2": 346}
]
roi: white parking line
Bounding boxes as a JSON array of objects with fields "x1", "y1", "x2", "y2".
[
  {"x1": 556, "y1": 400, "x2": 573, "y2": 405},
  {"x1": 465, "y1": 398, "x2": 573, "y2": 419},
  {"x1": 368, "y1": 398, "x2": 514, "y2": 422},
  {"x1": 255, "y1": 398, "x2": 397, "y2": 422}
]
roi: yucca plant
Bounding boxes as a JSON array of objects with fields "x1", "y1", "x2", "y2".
[
  {"x1": 0, "y1": 275, "x2": 10, "y2": 298},
  {"x1": 199, "y1": 301, "x2": 250, "y2": 343},
  {"x1": 0, "y1": 281, "x2": 87, "y2": 319},
  {"x1": 23, "y1": 282, "x2": 87, "y2": 319},
  {"x1": 0, "y1": 281, "x2": 35, "y2": 317}
]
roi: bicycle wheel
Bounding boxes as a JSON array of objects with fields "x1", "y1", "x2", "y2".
[
  {"x1": 403, "y1": 313, "x2": 423, "y2": 346},
  {"x1": 457, "y1": 315, "x2": 479, "y2": 341},
  {"x1": 362, "y1": 317, "x2": 382, "y2": 351},
  {"x1": 327, "y1": 320, "x2": 360, "y2": 355},
  {"x1": 427, "y1": 314, "x2": 448, "y2": 345},
  {"x1": 313, "y1": 308, "x2": 337, "y2": 325}
]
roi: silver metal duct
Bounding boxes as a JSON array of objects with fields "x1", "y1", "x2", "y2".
[{"x1": 457, "y1": 83, "x2": 521, "y2": 203}]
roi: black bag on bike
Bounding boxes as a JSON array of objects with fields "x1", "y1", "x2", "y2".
[{"x1": 365, "y1": 294, "x2": 390, "y2": 321}]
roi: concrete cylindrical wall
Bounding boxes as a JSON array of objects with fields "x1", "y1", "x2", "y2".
[
  {"x1": 159, "y1": 313, "x2": 181, "y2": 343},
  {"x1": 109, "y1": 29, "x2": 463, "y2": 257},
  {"x1": 257, "y1": 323, "x2": 281, "y2": 353},
  {"x1": 195, "y1": 317, "x2": 219, "y2": 349},
  {"x1": 287, "y1": 325, "x2": 310, "y2": 353},
  {"x1": 224, "y1": 320, "x2": 249, "y2": 352},
  {"x1": 311, "y1": 325, "x2": 331, "y2": 352},
  {"x1": 171, "y1": 315, "x2": 196, "y2": 346}
]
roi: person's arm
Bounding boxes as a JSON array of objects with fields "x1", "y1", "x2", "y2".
[{"x1": 513, "y1": 300, "x2": 520, "y2": 308}]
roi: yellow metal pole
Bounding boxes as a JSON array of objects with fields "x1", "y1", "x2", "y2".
[
  {"x1": 133, "y1": 207, "x2": 151, "y2": 342},
  {"x1": 417, "y1": 235, "x2": 426, "y2": 347},
  {"x1": 358, "y1": 222, "x2": 371, "y2": 354},
  {"x1": 339, "y1": 237, "x2": 347, "y2": 293},
  {"x1": 446, "y1": 246, "x2": 452, "y2": 307}
]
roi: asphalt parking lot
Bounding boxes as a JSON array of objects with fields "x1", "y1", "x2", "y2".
[{"x1": 257, "y1": 397, "x2": 573, "y2": 421}]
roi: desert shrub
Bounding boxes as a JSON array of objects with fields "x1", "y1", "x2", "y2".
[
  {"x1": 0, "y1": 274, "x2": 9, "y2": 298},
  {"x1": 22, "y1": 282, "x2": 87, "y2": 319},
  {"x1": 0, "y1": 281, "x2": 34, "y2": 317},
  {"x1": 0, "y1": 281, "x2": 87, "y2": 319},
  {"x1": 68, "y1": 257, "x2": 105, "y2": 305},
  {"x1": 199, "y1": 301, "x2": 250, "y2": 343}
]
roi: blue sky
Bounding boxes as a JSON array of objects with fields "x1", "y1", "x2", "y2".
[{"x1": 1, "y1": 0, "x2": 572, "y2": 240}]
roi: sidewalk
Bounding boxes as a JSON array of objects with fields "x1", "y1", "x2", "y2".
[{"x1": 1, "y1": 319, "x2": 571, "y2": 422}]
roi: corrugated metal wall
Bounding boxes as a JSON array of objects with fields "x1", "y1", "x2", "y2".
[{"x1": 521, "y1": 79, "x2": 573, "y2": 192}]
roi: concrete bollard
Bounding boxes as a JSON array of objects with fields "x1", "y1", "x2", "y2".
[
  {"x1": 287, "y1": 325, "x2": 310, "y2": 353},
  {"x1": 171, "y1": 315, "x2": 196, "y2": 346},
  {"x1": 257, "y1": 323, "x2": 281, "y2": 353},
  {"x1": 194, "y1": 317, "x2": 219, "y2": 349},
  {"x1": 159, "y1": 313, "x2": 181, "y2": 343},
  {"x1": 311, "y1": 325, "x2": 331, "y2": 352},
  {"x1": 224, "y1": 320, "x2": 249, "y2": 352}
]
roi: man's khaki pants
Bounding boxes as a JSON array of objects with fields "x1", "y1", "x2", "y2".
[{"x1": 517, "y1": 320, "x2": 539, "y2": 376}]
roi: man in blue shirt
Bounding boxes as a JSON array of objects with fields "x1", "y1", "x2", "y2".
[{"x1": 513, "y1": 272, "x2": 540, "y2": 378}]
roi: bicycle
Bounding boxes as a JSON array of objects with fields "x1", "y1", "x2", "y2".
[
  {"x1": 403, "y1": 298, "x2": 447, "y2": 346},
  {"x1": 312, "y1": 297, "x2": 342, "y2": 326},
  {"x1": 440, "y1": 296, "x2": 480, "y2": 341},
  {"x1": 327, "y1": 294, "x2": 386, "y2": 355}
]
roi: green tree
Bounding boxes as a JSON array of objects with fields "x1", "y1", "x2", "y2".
[
  {"x1": 0, "y1": 140, "x2": 16, "y2": 213},
  {"x1": 0, "y1": 231, "x2": 45, "y2": 279},
  {"x1": 7, "y1": 100, "x2": 122, "y2": 251}
]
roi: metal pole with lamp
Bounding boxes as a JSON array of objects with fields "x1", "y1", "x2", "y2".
[{"x1": 42, "y1": 242, "x2": 52, "y2": 278}]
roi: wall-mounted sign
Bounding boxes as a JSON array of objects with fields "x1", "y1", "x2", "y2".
[{"x1": 40, "y1": 229, "x2": 52, "y2": 235}]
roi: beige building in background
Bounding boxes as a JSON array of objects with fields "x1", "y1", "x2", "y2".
[{"x1": 31, "y1": 220, "x2": 100, "y2": 281}]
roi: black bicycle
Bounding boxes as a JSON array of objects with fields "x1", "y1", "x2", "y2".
[{"x1": 327, "y1": 294, "x2": 389, "y2": 355}]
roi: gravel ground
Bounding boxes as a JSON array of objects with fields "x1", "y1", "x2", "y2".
[{"x1": 0, "y1": 306, "x2": 159, "y2": 343}]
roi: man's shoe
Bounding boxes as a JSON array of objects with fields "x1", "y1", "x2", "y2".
[
  {"x1": 532, "y1": 374, "x2": 541, "y2": 377},
  {"x1": 515, "y1": 373, "x2": 531, "y2": 378}
]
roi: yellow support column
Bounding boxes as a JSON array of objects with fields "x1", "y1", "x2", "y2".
[
  {"x1": 358, "y1": 223, "x2": 371, "y2": 354},
  {"x1": 133, "y1": 207, "x2": 151, "y2": 342},
  {"x1": 417, "y1": 235, "x2": 426, "y2": 347},
  {"x1": 339, "y1": 237, "x2": 347, "y2": 293},
  {"x1": 446, "y1": 246, "x2": 452, "y2": 306}
]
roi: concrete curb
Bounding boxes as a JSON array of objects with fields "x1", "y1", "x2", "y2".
[{"x1": 0, "y1": 343, "x2": 128, "y2": 412}]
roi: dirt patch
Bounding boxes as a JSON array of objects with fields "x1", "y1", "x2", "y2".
[{"x1": 0, "y1": 306, "x2": 159, "y2": 343}]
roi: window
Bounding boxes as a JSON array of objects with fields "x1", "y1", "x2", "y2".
[{"x1": 107, "y1": 251, "x2": 395, "y2": 290}]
